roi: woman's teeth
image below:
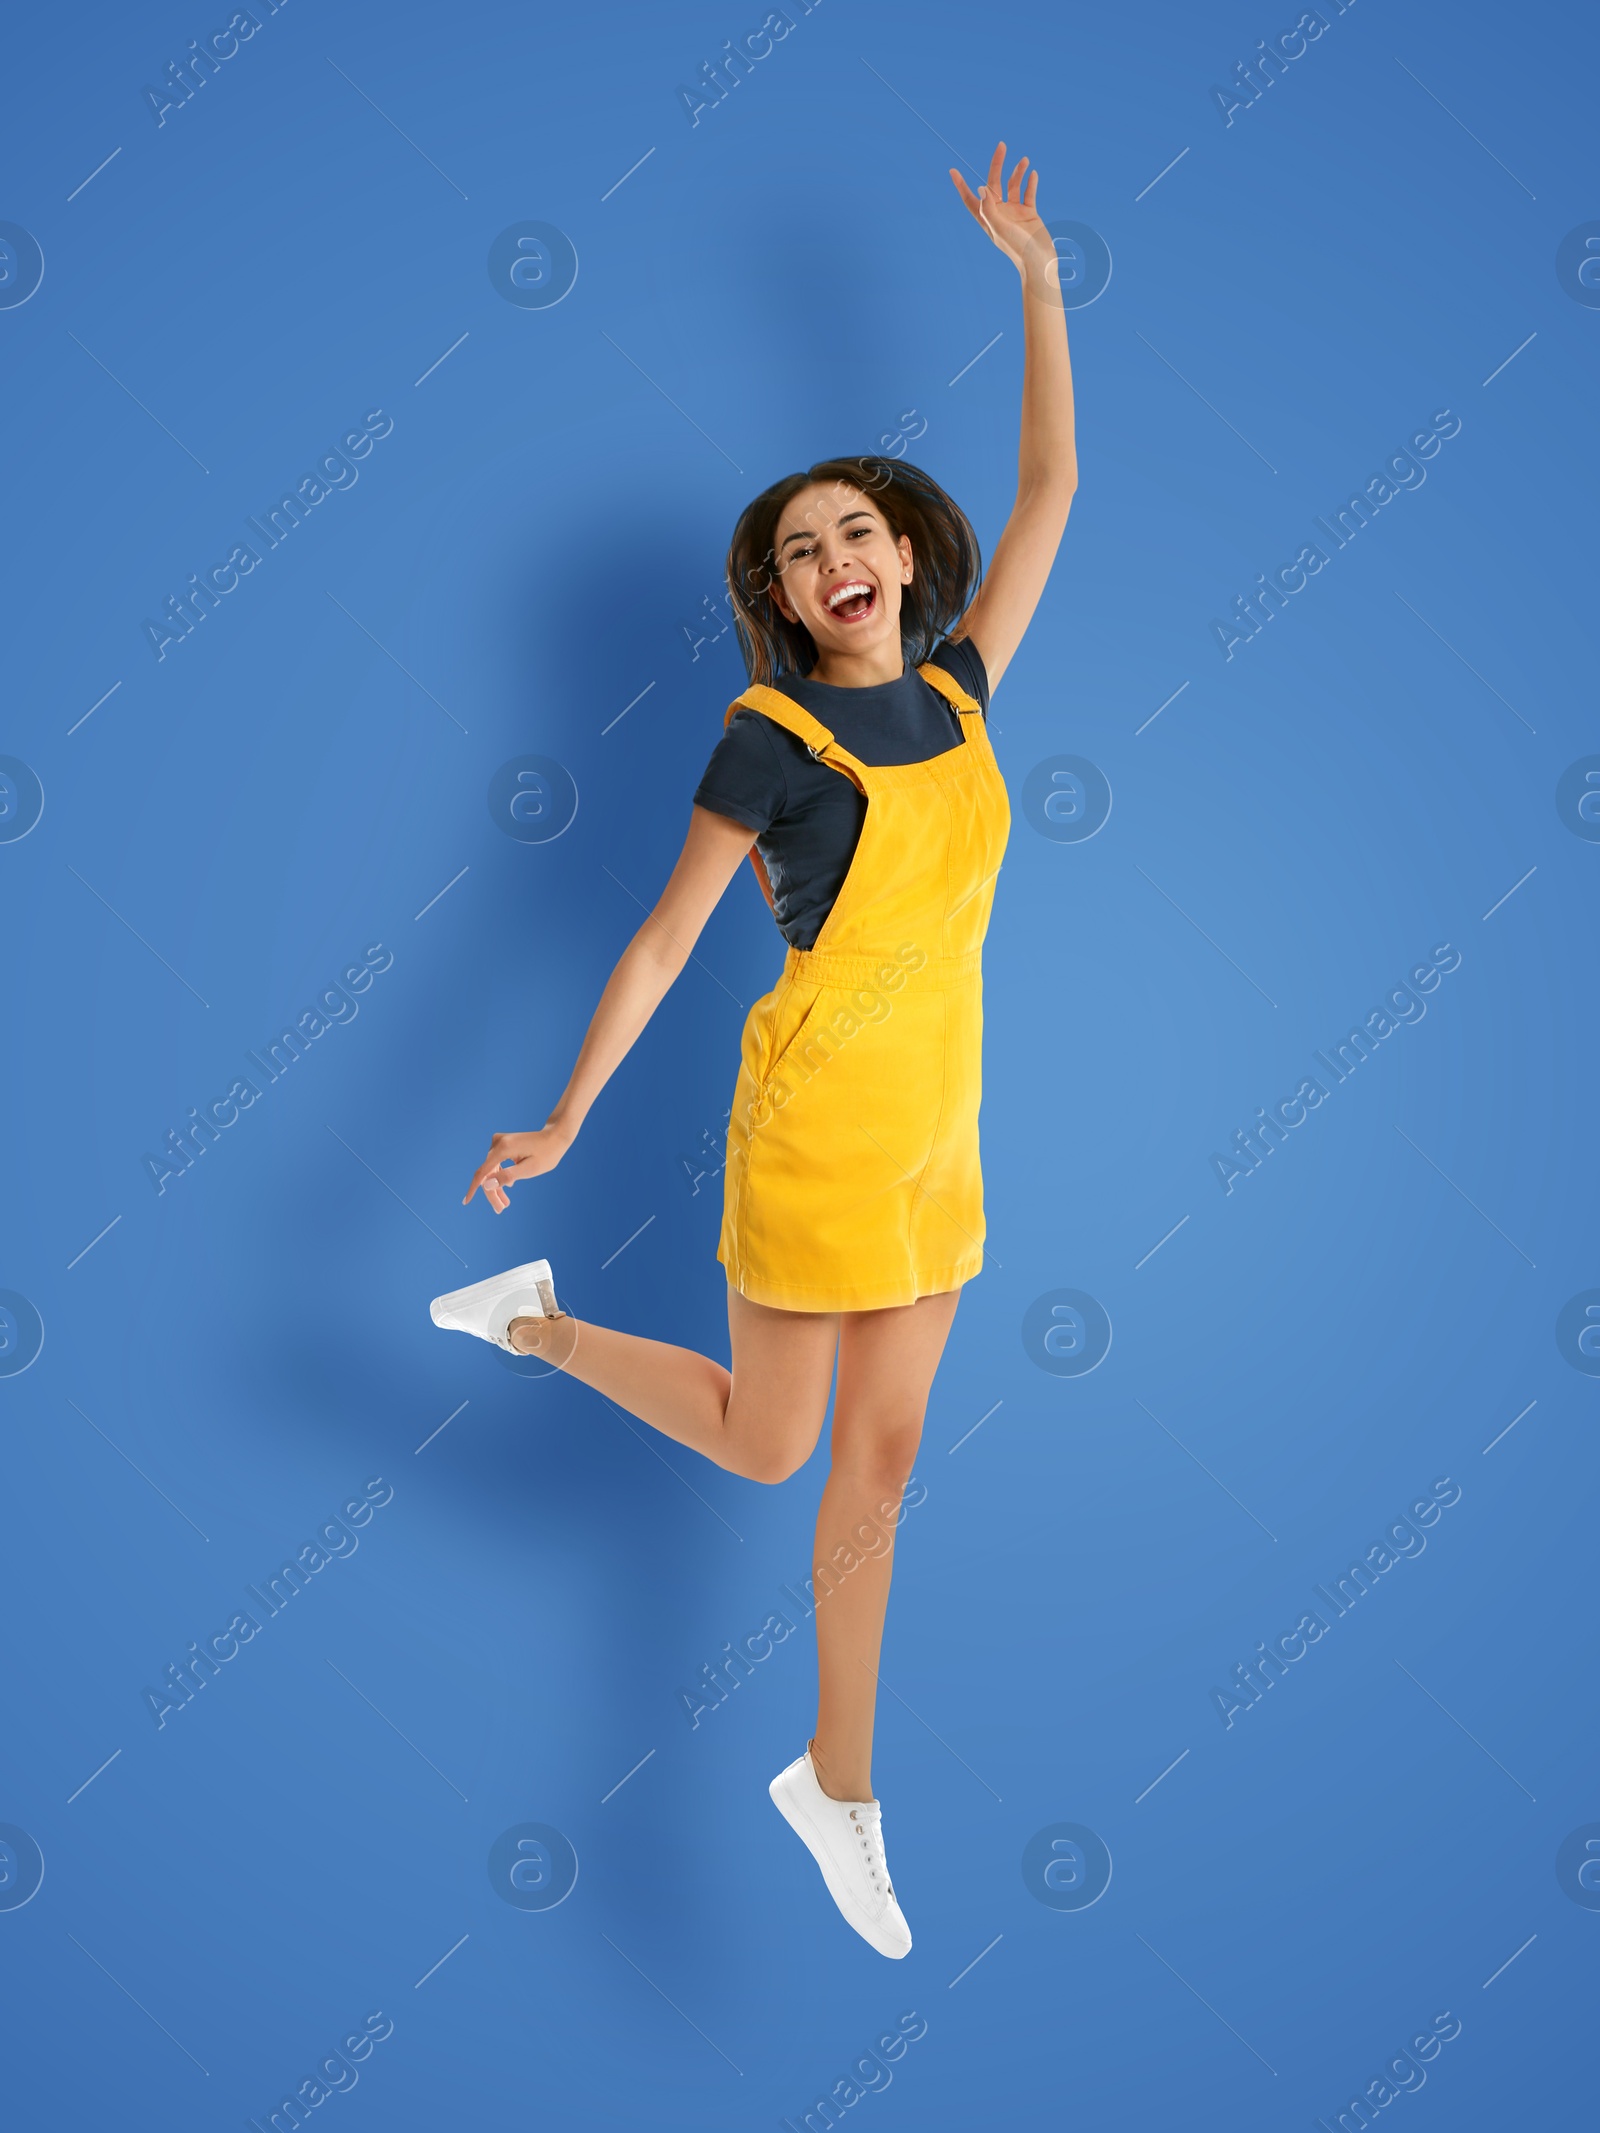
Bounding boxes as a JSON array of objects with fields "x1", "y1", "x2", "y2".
[{"x1": 826, "y1": 582, "x2": 876, "y2": 619}]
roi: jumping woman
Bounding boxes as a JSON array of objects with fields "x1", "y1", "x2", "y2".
[{"x1": 431, "y1": 145, "x2": 1076, "y2": 1958}]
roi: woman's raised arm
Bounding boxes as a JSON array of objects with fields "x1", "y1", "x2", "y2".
[
  {"x1": 463, "y1": 802, "x2": 758, "y2": 1209},
  {"x1": 947, "y1": 142, "x2": 1078, "y2": 692}
]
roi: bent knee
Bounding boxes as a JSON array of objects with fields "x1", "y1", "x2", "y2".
[
  {"x1": 724, "y1": 1381, "x2": 826, "y2": 1486},
  {"x1": 743, "y1": 1442, "x2": 812, "y2": 1486}
]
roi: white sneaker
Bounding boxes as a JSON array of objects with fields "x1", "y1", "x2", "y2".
[
  {"x1": 769, "y1": 1744, "x2": 912, "y2": 1958},
  {"x1": 430, "y1": 1259, "x2": 561, "y2": 1352}
]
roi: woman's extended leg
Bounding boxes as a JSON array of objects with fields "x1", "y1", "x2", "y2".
[
  {"x1": 807, "y1": 1287, "x2": 961, "y2": 1803},
  {"x1": 507, "y1": 1284, "x2": 840, "y2": 1483}
]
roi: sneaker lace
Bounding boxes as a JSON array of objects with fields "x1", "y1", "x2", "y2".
[{"x1": 848, "y1": 1804, "x2": 894, "y2": 1903}]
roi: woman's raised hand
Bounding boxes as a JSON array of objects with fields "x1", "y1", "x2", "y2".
[
  {"x1": 950, "y1": 142, "x2": 1054, "y2": 280},
  {"x1": 463, "y1": 1124, "x2": 571, "y2": 1212}
]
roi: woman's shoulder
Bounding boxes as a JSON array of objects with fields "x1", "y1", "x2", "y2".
[
  {"x1": 723, "y1": 705, "x2": 814, "y2": 759},
  {"x1": 923, "y1": 634, "x2": 991, "y2": 713},
  {"x1": 694, "y1": 706, "x2": 803, "y2": 833}
]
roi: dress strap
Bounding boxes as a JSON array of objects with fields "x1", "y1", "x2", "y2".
[
  {"x1": 725, "y1": 684, "x2": 832, "y2": 749},
  {"x1": 722, "y1": 684, "x2": 868, "y2": 919},
  {"x1": 726, "y1": 684, "x2": 869, "y2": 780},
  {"x1": 916, "y1": 657, "x2": 983, "y2": 718}
]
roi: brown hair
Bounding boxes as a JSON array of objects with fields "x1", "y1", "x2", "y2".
[{"x1": 724, "y1": 457, "x2": 982, "y2": 686}]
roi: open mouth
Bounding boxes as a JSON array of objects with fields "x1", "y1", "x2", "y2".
[{"x1": 824, "y1": 581, "x2": 877, "y2": 624}]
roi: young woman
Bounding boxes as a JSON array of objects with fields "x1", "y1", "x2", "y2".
[{"x1": 431, "y1": 145, "x2": 1076, "y2": 1958}]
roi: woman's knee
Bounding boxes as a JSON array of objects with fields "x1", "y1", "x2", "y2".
[
  {"x1": 723, "y1": 1375, "x2": 828, "y2": 1483},
  {"x1": 741, "y1": 1438, "x2": 813, "y2": 1486},
  {"x1": 831, "y1": 1418, "x2": 923, "y2": 1492}
]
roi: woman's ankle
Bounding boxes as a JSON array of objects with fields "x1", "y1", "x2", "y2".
[
  {"x1": 809, "y1": 1734, "x2": 872, "y2": 1803},
  {"x1": 508, "y1": 1312, "x2": 576, "y2": 1362}
]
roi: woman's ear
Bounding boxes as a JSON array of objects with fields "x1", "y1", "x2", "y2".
[
  {"x1": 898, "y1": 533, "x2": 914, "y2": 584},
  {"x1": 768, "y1": 569, "x2": 799, "y2": 624}
]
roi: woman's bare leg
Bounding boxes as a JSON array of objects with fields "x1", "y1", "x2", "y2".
[
  {"x1": 807, "y1": 1287, "x2": 961, "y2": 1803},
  {"x1": 506, "y1": 1283, "x2": 840, "y2": 1483}
]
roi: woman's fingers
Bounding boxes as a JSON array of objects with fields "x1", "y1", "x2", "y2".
[
  {"x1": 950, "y1": 168, "x2": 983, "y2": 220},
  {"x1": 464, "y1": 1138, "x2": 513, "y2": 1206},
  {"x1": 479, "y1": 1160, "x2": 517, "y2": 1213},
  {"x1": 463, "y1": 1126, "x2": 563, "y2": 1207},
  {"x1": 957, "y1": 147, "x2": 1040, "y2": 248},
  {"x1": 492, "y1": 1151, "x2": 540, "y2": 1209}
]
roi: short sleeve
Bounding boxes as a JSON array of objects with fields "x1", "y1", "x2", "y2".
[
  {"x1": 926, "y1": 635, "x2": 991, "y2": 715},
  {"x1": 692, "y1": 709, "x2": 789, "y2": 835}
]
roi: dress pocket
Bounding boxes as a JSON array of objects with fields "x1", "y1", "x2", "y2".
[{"x1": 760, "y1": 983, "x2": 831, "y2": 1093}]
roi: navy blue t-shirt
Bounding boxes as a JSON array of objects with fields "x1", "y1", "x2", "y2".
[{"x1": 692, "y1": 637, "x2": 991, "y2": 952}]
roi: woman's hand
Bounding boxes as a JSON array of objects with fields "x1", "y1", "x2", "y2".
[
  {"x1": 950, "y1": 142, "x2": 1055, "y2": 283},
  {"x1": 463, "y1": 1124, "x2": 572, "y2": 1213}
]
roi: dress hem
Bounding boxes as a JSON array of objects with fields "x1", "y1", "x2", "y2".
[{"x1": 717, "y1": 1251, "x2": 983, "y2": 1314}]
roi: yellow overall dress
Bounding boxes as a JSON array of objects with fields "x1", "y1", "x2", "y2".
[{"x1": 717, "y1": 661, "x2": 1011, "y2": 1312}]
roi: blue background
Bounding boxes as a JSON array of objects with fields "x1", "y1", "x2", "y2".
[{"x1": 3, "y1": 1, "x2": 1596, "y2": 2126}]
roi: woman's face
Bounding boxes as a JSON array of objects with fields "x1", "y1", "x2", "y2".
[{"x1": 767, "y1": 483, "x2": 913, "y2": 664}]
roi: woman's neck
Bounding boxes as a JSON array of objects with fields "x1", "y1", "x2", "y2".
[{"x1": 806, "y1": 642, "x2": 907, "y2": 689}]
